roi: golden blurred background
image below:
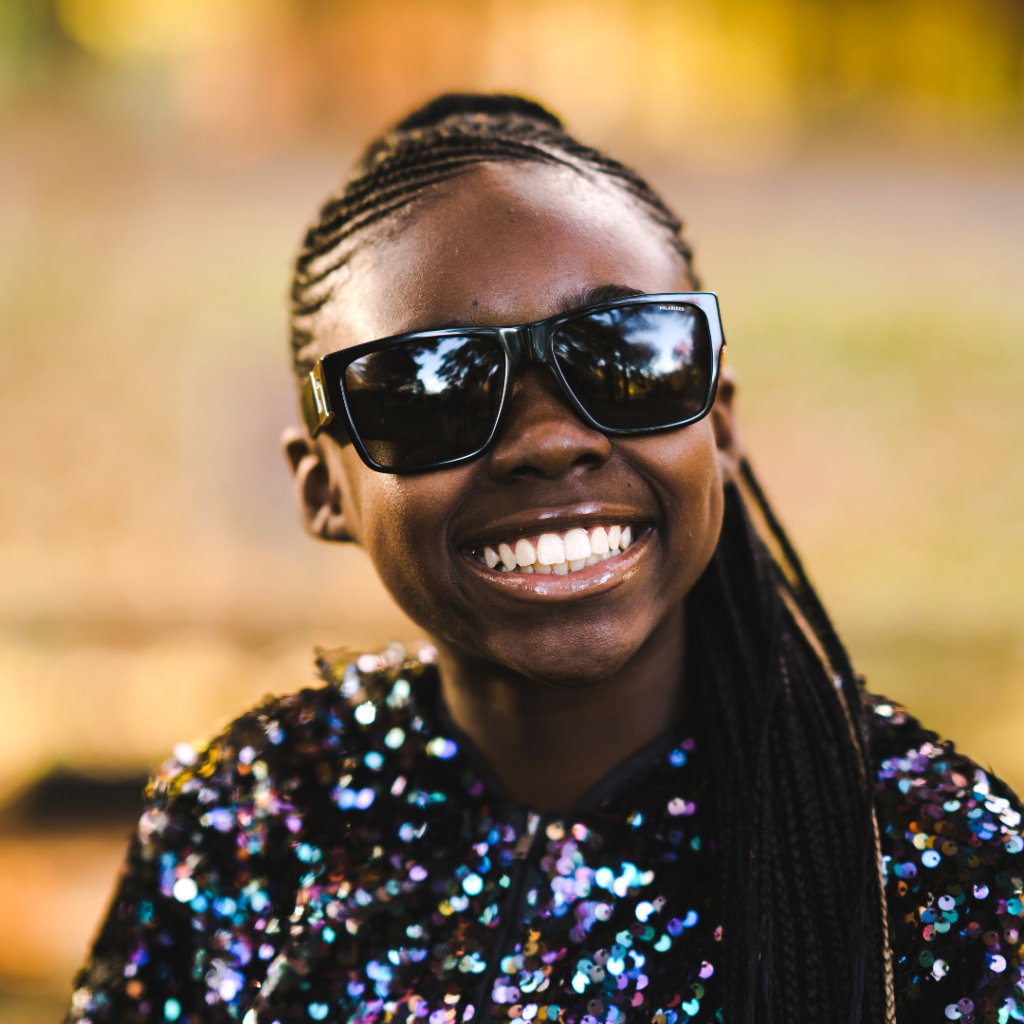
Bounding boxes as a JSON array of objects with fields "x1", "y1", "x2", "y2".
[{"x1": 1, "y1": 0, "x2": 1023, "y2": 1019}]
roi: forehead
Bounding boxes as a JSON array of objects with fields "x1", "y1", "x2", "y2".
[{"x1": 312, "y1": 161, "x2": 692, "y2": 353}]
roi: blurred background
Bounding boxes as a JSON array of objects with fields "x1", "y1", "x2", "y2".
[{"x1": 1, "y1": 0, "x2": 1023, "y2": 1018}]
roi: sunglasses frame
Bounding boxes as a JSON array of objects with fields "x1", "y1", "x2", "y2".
[{"x1": 300, "y1": 291, "x2": 726, "y2": 474}]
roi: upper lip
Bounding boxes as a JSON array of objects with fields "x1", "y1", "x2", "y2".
[{"x1": 452, "y1": 503, "x2": 653, "y2": 549}]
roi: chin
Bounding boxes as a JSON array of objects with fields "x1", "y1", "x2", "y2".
[{"x1": 481, "y1": 629, "x2": 647, "y2": 688}]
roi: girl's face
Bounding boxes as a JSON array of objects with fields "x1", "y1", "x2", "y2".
[{"x1": 290, "y1": 161, "x2": 739, "y2": 685}]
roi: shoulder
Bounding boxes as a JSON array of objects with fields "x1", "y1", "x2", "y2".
[
  {"x1": 144, "y1": 644, "x2": 437, "y2": 838},
  {"x1": 68, "y1": 643, "x2": 439, "y2": 1023},
  {"x1": 863, "y1": 691, "x2": 1024, "y2": 1023}
]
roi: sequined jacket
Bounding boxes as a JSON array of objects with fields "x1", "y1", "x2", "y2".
[{"x1": 66, "y1": 648, "x2": 1024, "y2": 1024}]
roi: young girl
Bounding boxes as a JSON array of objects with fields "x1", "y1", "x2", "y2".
[{"x1": 66, "y1": 94, "x2": 1024, "y2": 1024}]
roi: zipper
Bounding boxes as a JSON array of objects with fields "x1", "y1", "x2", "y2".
[{"x1": 468, "y1": 810, "x2": 544, "y2": 1022}]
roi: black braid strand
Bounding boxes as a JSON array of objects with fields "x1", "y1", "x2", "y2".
[{"x1": 689, "y1": 483, "x2": 889, "y2": 1022}]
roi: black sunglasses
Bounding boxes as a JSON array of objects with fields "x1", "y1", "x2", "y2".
[{"x1": 300, "y1": 292, "x2": 726, "y2": 474}]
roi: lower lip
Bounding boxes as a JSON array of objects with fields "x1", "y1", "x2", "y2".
[{"x1": 460, "y1": 529, "x2": 653, "y2": 603}]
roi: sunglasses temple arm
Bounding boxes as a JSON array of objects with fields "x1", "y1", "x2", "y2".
[{"x1": 300, "y1": 362, "x2": 335, "y2": 437}]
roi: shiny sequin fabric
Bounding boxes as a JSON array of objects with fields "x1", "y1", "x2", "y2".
[
  {"x1": 867, "y1": 693, "x2": 1024, "y2": 1023},
  {"x1": 66, "y1": 647, "x2": 1024, "y2": 1024}
]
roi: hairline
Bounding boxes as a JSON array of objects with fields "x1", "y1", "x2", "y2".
[{"x1": 291, "y1": 157, "x2": 691, "y2": 378}]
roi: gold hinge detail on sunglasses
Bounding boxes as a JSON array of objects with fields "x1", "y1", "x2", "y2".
[{"x1": 301, "y1": 362, "x2": 335, "y2": 437}]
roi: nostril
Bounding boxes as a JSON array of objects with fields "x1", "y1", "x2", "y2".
[
  {"x1": 507, "y1": 450, "x2": 602, "y2": 481},
  {"x1": 495, "y1": 435, "x2": 611, "y2": 482},
  {"x1": 507, "y1": 464, "x2": 547, "y2": 482}
]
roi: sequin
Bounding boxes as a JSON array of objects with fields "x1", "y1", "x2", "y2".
[
  {"x1": 426, "y1": 736, "x2": 459, "y2": 759},
  {"x1": 354, "y1": 702, "x2": 377, "y2": 725},
  {"x1": 63, "y1": 652, "x2": 1024, "y2": 1024},
  {"x1": 867, "y1": 690, "x2": 1024, "y2": 1019},
  {"x1": 173, "y1": 742, "x2": 197, "y2": 766},
  {"x1": 172, "y1": 877, "x2": 197, "y2": 903}
]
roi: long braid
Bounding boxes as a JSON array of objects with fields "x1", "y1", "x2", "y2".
[
  {"x1": 287, "y1": 93, "x2": 891, "y2": 1023},
  {"x1": 773, "y1": 711, "x2": 824, "y2": 1020},
  {"x1": 689, "y1": 477, "x2": 891, "y2": 1022},
  {"x1": 740, "y1": 457, "x2": 892, "y2": 1021}
]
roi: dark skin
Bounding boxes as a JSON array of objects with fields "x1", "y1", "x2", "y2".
[{"x1": 284, "y1": 161, "x2": 740, "y2": 813}]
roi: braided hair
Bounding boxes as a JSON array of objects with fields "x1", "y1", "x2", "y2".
[
  {"x1": 287, "y1": 94, "x2": 893, "y2": 1023},
  {"x1": 692, "y1": 465, "x2": 894, "y2": 1024},
  {"x1": 289, "y1": 93, "x2": 696, "y2": 379}
]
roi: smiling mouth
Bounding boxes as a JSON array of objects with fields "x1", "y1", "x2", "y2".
[{"x1": 468, "y1": 524, "x2": 635, "y2": 575}]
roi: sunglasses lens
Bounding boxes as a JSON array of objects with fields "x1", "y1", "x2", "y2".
[
  {"x1": 553, "y1": 302, "x2": 713, "y2": 430},
  {"x1": 343, "y1": 336, "x2": 505, "y2": 470}
]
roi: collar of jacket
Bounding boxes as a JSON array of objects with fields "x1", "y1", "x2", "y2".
[{"x1": 246, "y1": 646, "x2": 720, "y2": 1024}]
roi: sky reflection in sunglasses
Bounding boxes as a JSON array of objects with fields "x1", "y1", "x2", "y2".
[{"x1": 305, "y1": 294, "x2": 724, "y2": 472}]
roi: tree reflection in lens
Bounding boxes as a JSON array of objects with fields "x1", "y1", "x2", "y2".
[
  {"x1": 343, "y1": 336, "x2": 505, "y2": 469},
  {"x1": 553, "y1": 304, "x2": 711, "y2": 430}
]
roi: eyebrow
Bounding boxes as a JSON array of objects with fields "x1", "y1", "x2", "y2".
[
  {"x1": 405, "y1": 285, "x2": 650, "y2": 334},
  {"x1": 557, "y1": 284, "x2": 647, "y2": 314}
]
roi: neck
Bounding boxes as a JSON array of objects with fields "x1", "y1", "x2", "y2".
[{"x1": 434, "y1": 603, "x2": 686, "y2": 814}]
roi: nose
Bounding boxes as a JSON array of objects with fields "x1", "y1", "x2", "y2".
[{"x1": 487, "y1": 366, "x2": 612, "y2": 481}]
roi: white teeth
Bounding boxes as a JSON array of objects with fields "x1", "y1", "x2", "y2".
[
  {"x1": 563, "y1": 528, "x2": 591, "y2": 561},
  {"x1": 476, "y1": 524, "x2": 636, "y2": 575},
  {"x1": 537, "y1": 533, "x2": 565, "y2": 566},
  {"x1": 515, "y1": 538, "x2": 537, "y2": 567}
]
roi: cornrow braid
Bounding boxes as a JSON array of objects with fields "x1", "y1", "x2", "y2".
[{"x1": 289, "y1": 93, "x2": 698, "y2": 379}]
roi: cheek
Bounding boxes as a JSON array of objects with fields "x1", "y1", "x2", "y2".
[
  {"x1": 355, "y1": 475, "x2": 440, "y2": 566},
  {"x1": 343, "y1": 455, "x2": 472, "y2": 604},
  {"x1": 623, "y1": 421, "x2": 725, "y2": 570}
]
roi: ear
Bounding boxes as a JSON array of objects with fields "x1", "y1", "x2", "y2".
[
  {"x1": 281, "y1": 426, "x2": 354, "y2": 542},
  {"x1": 710, "y1": 365, "x2": 742, "y2": 482}
]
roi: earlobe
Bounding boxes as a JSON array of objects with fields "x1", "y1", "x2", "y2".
[
  {"x1": 711, "y1": 366, "x2": 742, "y2": 482},
  {"x1": 281, "y1": 426, "x2": 354, "y2": 543}
]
